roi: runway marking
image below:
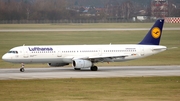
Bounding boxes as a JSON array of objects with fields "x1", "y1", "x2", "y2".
[{"x1": 0, "y1": 66, "x2": 180, "y2": 80}]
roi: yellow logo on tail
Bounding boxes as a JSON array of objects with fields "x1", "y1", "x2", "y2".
[{"x1": 151, "y1": 27, "x2": 161, "y2": 39}]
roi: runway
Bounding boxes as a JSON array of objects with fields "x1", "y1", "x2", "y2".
[
  {"x1": 0, "y1": 66, "x2": 180, "y2": 80},
  {"x1": 0, "y1": 28, "x2": 179, "y2": 32}
]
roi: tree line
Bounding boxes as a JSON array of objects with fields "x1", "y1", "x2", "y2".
[
  {"x1": 0, "y1": 0, "x2": 180, "y2": 21},
  {"x1": 0, "y1": 0, "x2": 81, "y2": 20}
]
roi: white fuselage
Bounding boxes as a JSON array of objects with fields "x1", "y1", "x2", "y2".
[{"x1": 2, "y1": 44, "x2": 167, "y2": 64}]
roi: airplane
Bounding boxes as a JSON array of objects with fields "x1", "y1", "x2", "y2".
[{"x1": 2, "y1": 19, "x2": 167, "y2": 72}]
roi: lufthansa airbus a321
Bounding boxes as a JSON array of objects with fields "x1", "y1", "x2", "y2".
[{"x1": 2, "y1": 19, "x2": 167, "y2": 72}]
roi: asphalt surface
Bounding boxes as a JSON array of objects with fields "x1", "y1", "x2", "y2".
[
  {"x1": 0, "y1": 28, "x2": 180, "y2": 32},
  {"x1": 0, "y1": 66, "x2": 180, "y2": 80}
]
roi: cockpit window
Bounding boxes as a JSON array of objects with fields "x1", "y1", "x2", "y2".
[{"x1": 8, "y1": 51, "x2": 18, "y2": 54}]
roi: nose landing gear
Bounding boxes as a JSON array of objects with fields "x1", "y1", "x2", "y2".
[{"x1": 20, "y1": 63, "x2": 25, "y2": 72}]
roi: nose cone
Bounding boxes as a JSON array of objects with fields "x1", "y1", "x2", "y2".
[{"x1": 2, "y1": 54, "x2": 9, "y2": 61}]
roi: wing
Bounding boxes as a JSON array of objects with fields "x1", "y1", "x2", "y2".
[{"x1": 72, "y1": 54, "x2": 130, "y2": 62}]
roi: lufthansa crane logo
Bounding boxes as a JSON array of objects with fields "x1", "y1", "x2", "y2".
[{"x1": 151, "y1": 27, "x2": 161, "y2": 39}]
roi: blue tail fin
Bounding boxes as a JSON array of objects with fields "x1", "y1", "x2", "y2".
[{"x1": 139, "y1": 19, "x2": 164, "y2": 45}]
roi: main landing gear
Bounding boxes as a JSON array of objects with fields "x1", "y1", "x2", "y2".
[
  {"x1": 20, "y1": 63, "x2": 25, "y2": 72},
  {"x1": 91, "y1": 66, "x2": 98, "y2": 71}
]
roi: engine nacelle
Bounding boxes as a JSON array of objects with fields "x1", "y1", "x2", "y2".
[
  {"x1": 48, "y1": 63, "x2": 69, "y2": 67},
  {"x1": 72, "y1": 59, "x2": 92, "y2": 69}
]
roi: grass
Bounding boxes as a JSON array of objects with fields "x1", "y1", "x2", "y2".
[
  {"x1": 0, "y1": 30, "x2": 180, "y2": 68},
  {"x1": 0, "y1": 77, "x2": 180, "y2": 101},
  {"x1": 0, "y1": 23, "x2": 179, "y2": 29}
]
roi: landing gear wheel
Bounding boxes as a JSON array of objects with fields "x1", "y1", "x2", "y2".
[
  {"x1": 20, "y1": 63, "x2": 25, "y2": 72},
  {"x1": 20, "y1": 68, "x2": 25, "y2": 72},
  {"x1": 91, "y1": 66, "x2": 98, "y2": 71}
]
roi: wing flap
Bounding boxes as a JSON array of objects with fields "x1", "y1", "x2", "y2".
[
  {"x1": 72, "y1": 54, "x2": 130, "y2": 60},
  {"x1": 88, "y1": 54, "x2": 129, "y2": 59}
]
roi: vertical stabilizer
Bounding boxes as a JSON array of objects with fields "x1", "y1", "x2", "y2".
[{"x1": 139, "y1": 19, "x2": 164, "y2": 45}]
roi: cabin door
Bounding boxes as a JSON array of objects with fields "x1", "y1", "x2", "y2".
[
  {"x1": 140, "y1": 47, "x2": 145, "y2": 56},
  {"x1": 23, "y1": 46, "x2": 29, "y2": 58},
  {"x1": 57, "y1": 48, "x2": 62, "y2": 57},
  {"x1": 98, "y1": 49, "x2": 102, "y2": 56}
]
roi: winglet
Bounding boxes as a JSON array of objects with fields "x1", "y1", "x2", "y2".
[{"x1": 139, "y1": 19, "x2": 164, "y2": 45}]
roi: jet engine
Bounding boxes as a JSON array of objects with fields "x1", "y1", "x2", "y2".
[
  {"x1": 48, "y1": 63, "x2": 69, "y2": 67},
  {"x1": 72, "y1": 59, "x2": 92, "y2": 69}
]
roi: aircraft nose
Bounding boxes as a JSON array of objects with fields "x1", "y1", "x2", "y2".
[{"x1": 2, "y1": 54, "x2": 10, "y2": 61}]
